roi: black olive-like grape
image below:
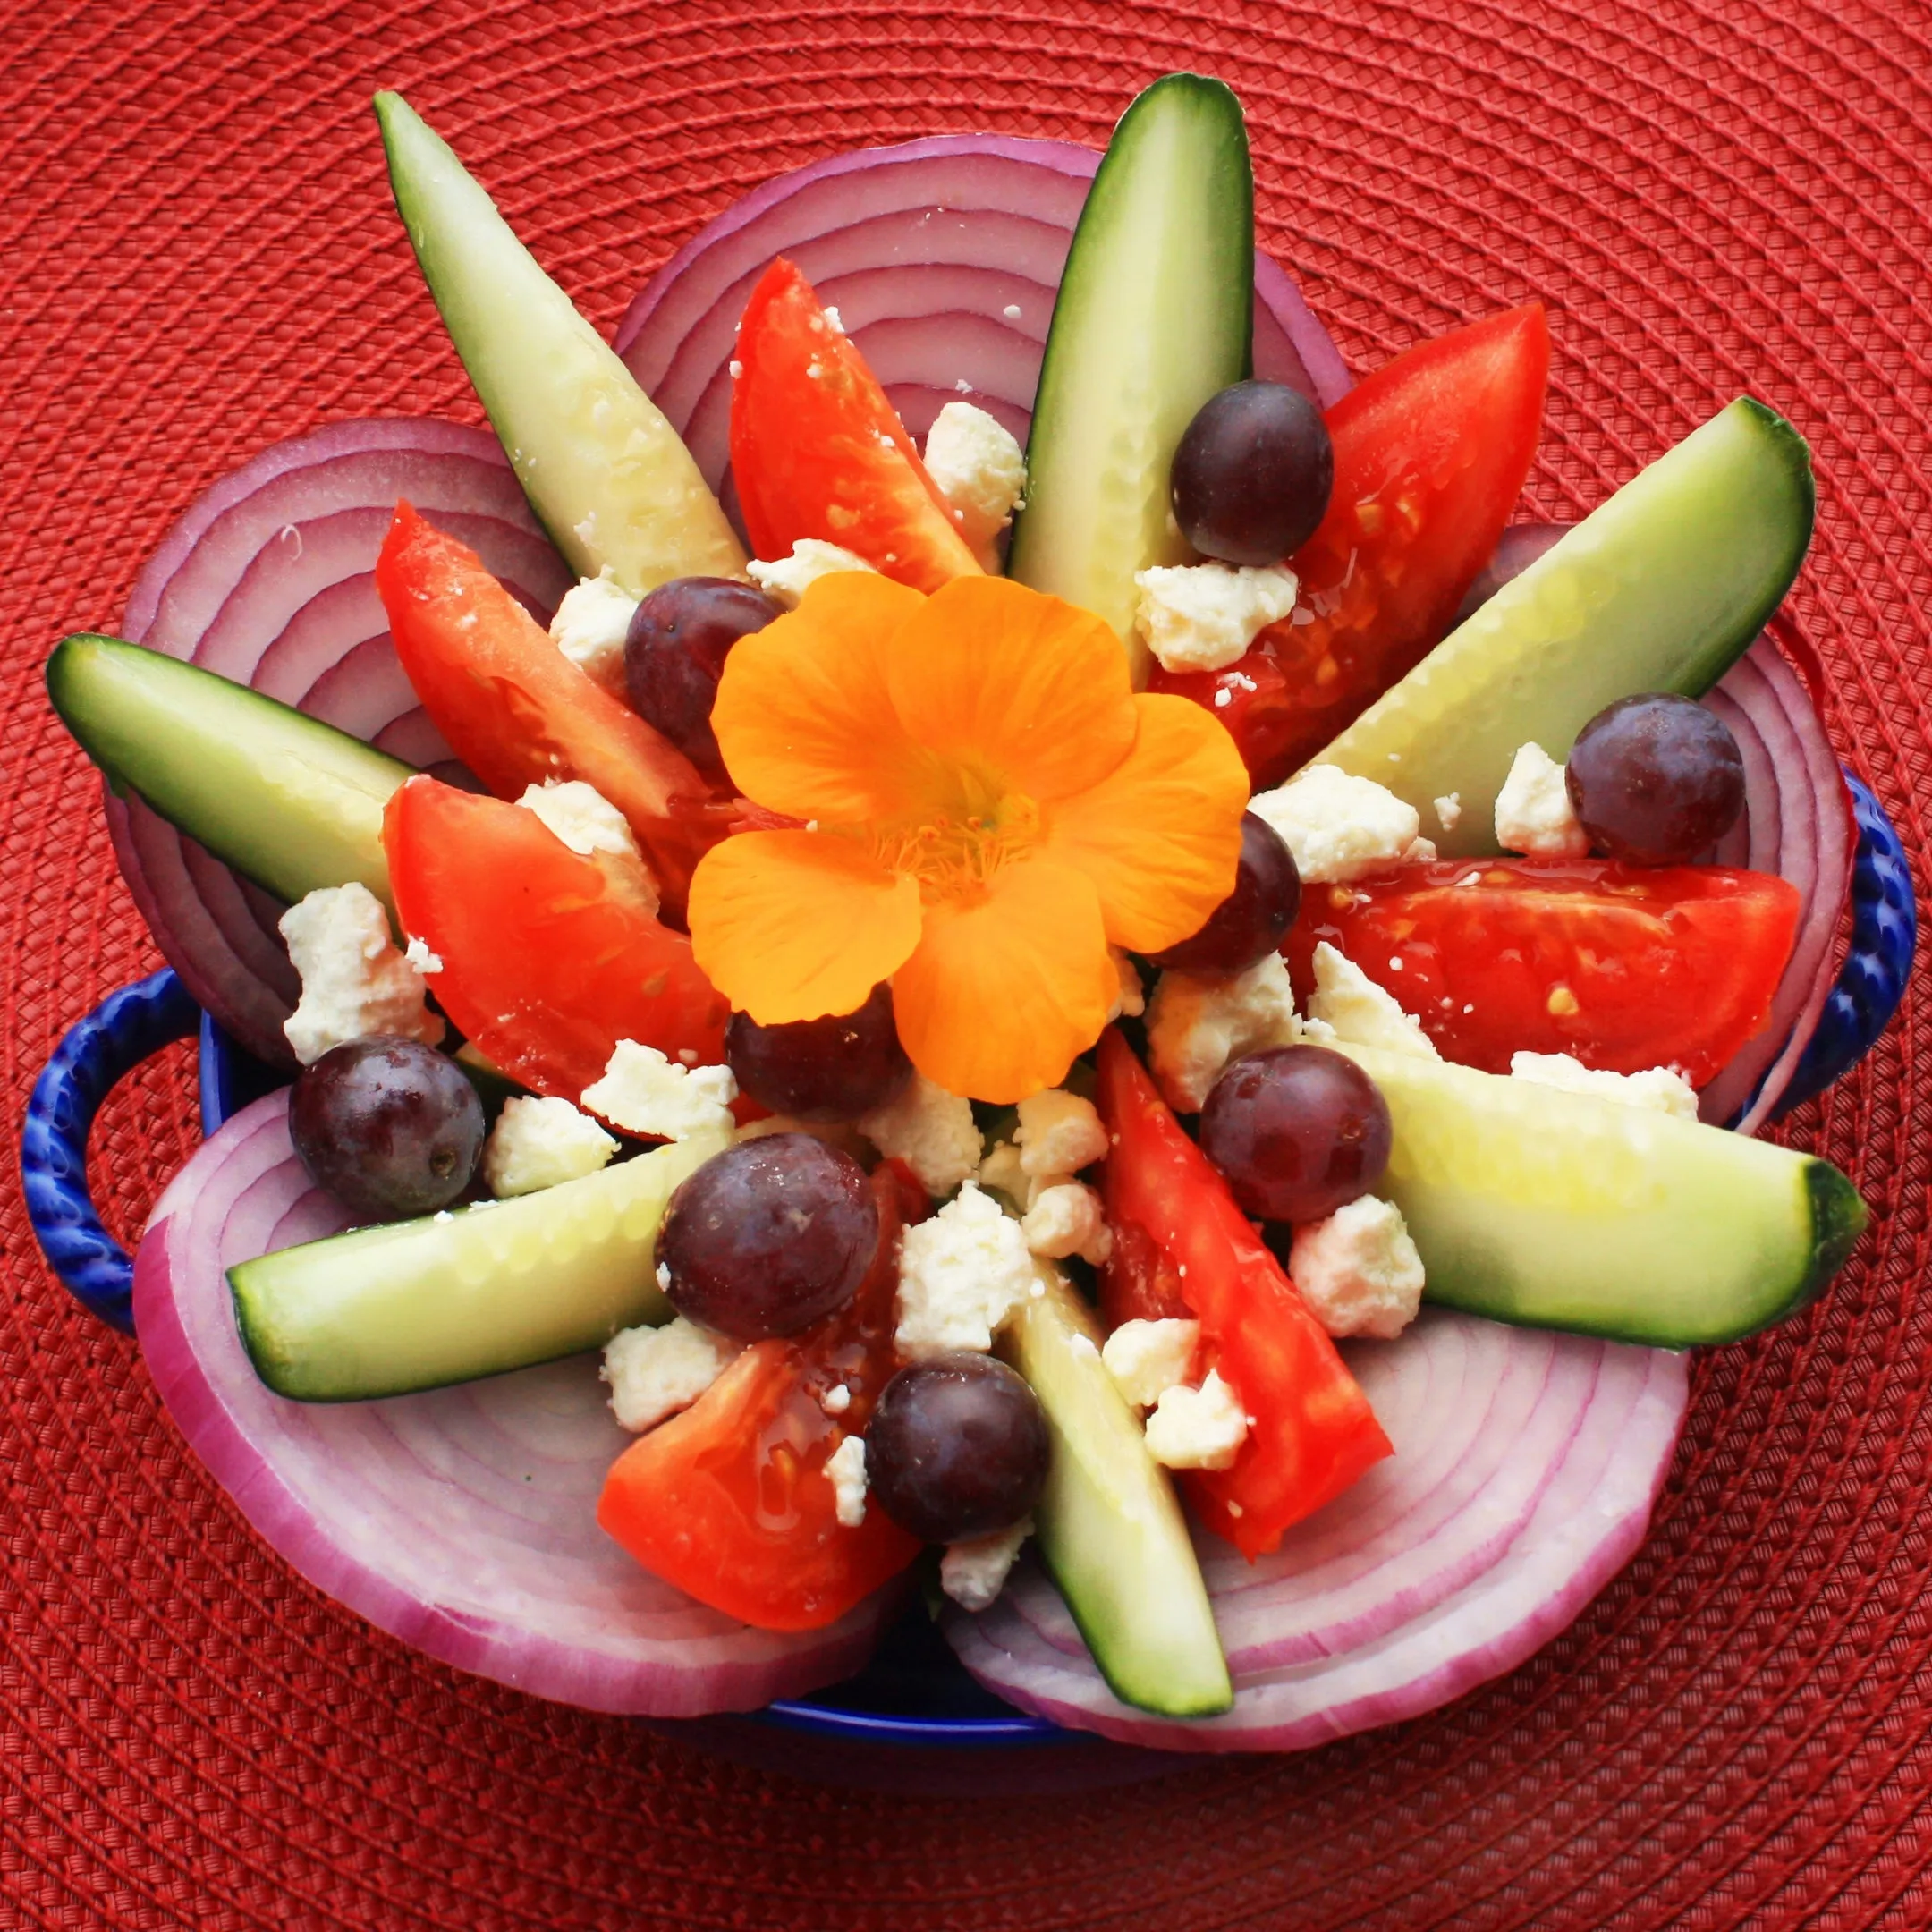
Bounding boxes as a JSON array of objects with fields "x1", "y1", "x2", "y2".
[
  {"x1": 1147, "y1": 811, "x2": 1301, "y2": 974},
  {"x1": 724, "y1": 983, "x2": 911, "y2": 1121},
  {"x1": 624, "y1": 577, "x2": 782, "y2": 779},
  {"x1": 288, "y1": 1037, "x2": 485, "y2": 1223},
  {"x1": 1171, "y1": 381, "x2": 1335, "y2": 566},
  {"x1": 1564, "y1": 692, "x2": 1746, "y2": 865}
]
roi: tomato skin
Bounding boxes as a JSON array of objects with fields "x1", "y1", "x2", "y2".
[
  {"x1": 729, "y1": 258, "x2": 982, "y2": 592},
  {"x1": 1284, "y1": 859, "x2": 1802, "y2": 1084},
  {"x1": 384, "y1": 775, "x2": 728, "y2": 1101},
  {"x1": 1094, "y1": 1030, "x2": 1391, "y2": 1560},
  {"x1": 597, "y1": 1171, "x2": 922, "y2": 1631},
  {"x1": 376, "y1": 502, "x2": 721, "y2": 912},
  {"x1": 1151, "y1": 305, "x2": 1551, "y2": 788}
]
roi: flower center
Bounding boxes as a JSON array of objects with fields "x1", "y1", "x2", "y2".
[{"x1": 873, "y1": 792, "x2": 1040, "y2": 904}]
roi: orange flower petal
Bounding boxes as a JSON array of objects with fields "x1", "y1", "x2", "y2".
[
  {"x1": 688, "y1": 830, "x2": 923, "y2": 1025},
  {"x1": 709, "y1": 572, "x2": 939, "y2": 824},
  {"x1": 892, "y1": 858, "x2": 1116, "y2": 1104},
  {"x1": 885, "y1": 577, "x2": 1137, "y2": 803},
  {"x1": 1039, "y1": 693, "x2": 1250, "y2": 953}
]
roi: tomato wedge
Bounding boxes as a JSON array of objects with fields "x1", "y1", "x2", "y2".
[
  {"x1": 1284, "y1": 859, "x2": 1802, "y2": 1084},
  {"x1": 376, "y1": 502, "x2": 725, "y2": 913},
  {"x1": 729, "y1": 258, "x2": 981, "y2": 592},
  {"x1": 1094, "y1": 1030, "x2": 1390, "y2": 1559},
  {"x1": 1151, "y1": 305, "x2": 1551, "y2": 788},
  {"x1": 384, "y1": 775, "x2": 728, "y2": 1100},
  {"x1": 597, "y1": 1168, "x2": 922, "y2": 1631}
]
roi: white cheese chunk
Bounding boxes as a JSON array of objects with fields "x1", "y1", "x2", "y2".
[
  {"x1": 1510, "y1": 1051, "x2": 1699, "y2": 1120},
  {"x1": 1144, "y1": 1368, "x2": 1249, "y2": 1470},
  {"x1": 1289, "y1": 1194, "x2": 1425, "y2": 1340},
  {"x1": 826, "y1": 1433, "x2": 869, "y2": 1528},
  {"x1": 279, "y1": 882, "x2": 445, "y2": 1065},
  {"x1": 859, "y1": 1073, "x2": 983, "y2": 1197},
  {"x1": 1433, "y1": 792, "x2": 1462, "y2": 834},
  {"x1": 894, "y1": 1182, "x2": 1037, "y2": 1360},
  {"x1": 517, "y1": 779, "x2": 642, "y2": 864},
  {"x1": 1248, "y1": 766, "x2": 1428, "y2": 885},
  {"x1": 746, "y1": 539, "x2": 877, "y2": 609},
  {"x1": 580, "y1": 1039, "x2": 737, "y2": 1140},
  {"x1": 481, "y1": 1094, "x2": 618, "y2": 1198},
  {"x1": 547, "y1": 568, "x2": 640, "y2": 695},
  {"x1": 940, "y1": 1516, "x2": 1033, "y2": 1612},
  {"x1": 602, "y1": 1317, "x2": 741, "y2": 1432},
  {"x1": 1308, "y1": 941, "x2": 1440, "y2": 1060},
  {"x1": 1107, "y1": 948, "x2": 1146, "y2": 1021},
  {"x1": 1021, "y1": 1182, "x2": 1113, "y2": 1267},
  {"x1": 922, "y1": 401, "x2": 1028, "y2": 569},
  {"x1": 1495, "y1": 742, "x2": 1590, "y2": 858},
  {"x1": 1132, "y1": 562, "x2": 1299, "y2": 674},
  {"x1": 1014, "y1": 1089, "x2": 1108, "y2": 1177},
  {"x1": 1145, "y1": 953, "x2": 1304, "y2": 1112},
  {"x1": 1101, "y1": 1318, "x2": 1201, "y2": 1410}
]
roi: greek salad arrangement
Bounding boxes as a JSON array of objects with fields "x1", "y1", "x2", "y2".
[{"x1": 41, "y1": 72, "x2": 1879, "y2": 1750}]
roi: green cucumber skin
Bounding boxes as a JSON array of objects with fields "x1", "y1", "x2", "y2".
[
  {"x1": 231, "y1": 1134, "x2": 726, "y2": 1402},
  {"x1": 1339, "y1": 1044, "x2": 1865, "y2": 1348},
  {"x1": 47, "y1": 634, "x2": 409, "y2": 912},
  {"x1": 375, "y1": 92, "x2": 745, "y2": 597},
  {"x1": 1315, "y1": 398, "x2": 1816, "y2": 856},
  {"x1": 1002, "y1": 1267, "x2": 1233, "y2": 1718},
  {"x1": 1007, "y1": 73, "x2": 1254, "y2": 678}
]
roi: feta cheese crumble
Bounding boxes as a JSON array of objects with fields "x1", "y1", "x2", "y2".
[
  {"x1": 1433, "y1": 792, "x2": 1462, "y2": 834},
  {"x1": 1145, "y1": 953, "x2": 1303, "y2": 1112},
  {"x1": 1144, "y1": 1369, "x2": 1249, "y2": 1470},
  {"x1": 580, "y1": 1040, "x2": 737, "y2": 1140},
  {"x1": 1101, "y1": 1318, "x2": 1201, "y2": 1409},
  {"x1": 745, "y1": 539, "x2": 877, "y2": 609},
  {"x1": 825, "y1": 1433, "x2": 869, "y2": 1527},
  {"x1": 922, "y1": 402, "x2": 1028, "y2": 570},
  {"x1": 517, "y1": 778, "x2": 649, "y2": 878},
  {"x1": 894, "y1": 1182, "x2": 1036, "y2": 1359},
  {"x1": 1014, "y1": 1089, "x2": 1108, "y2": 1177},
  {"x1": 1248, "y1": 766, "x2": 1435, "y2": 885},
  {"x1": 1132, "y1": 562, "x2": 1299, "y2": 674},
  {"x1": 1495, "y1": 742, "x2": 1590, "y2": 857},
  {"x1": 1307, "y1": 941, "x2": 1440, "y2": 1059},
  {"x1": 1510, "y1": 1051, "x2": 1699, "y2": 1120},
  {"x1": 859, "y1": 1073, "x2": 983, "y2": 1197},
  {"x1": 940, "y1": 1516, "x2": 1033, "y2": 1612},
  {"x1": 481, "y1": 1094, "x2": 618, "y2": 1197},
  {"x1": 1021, "y1": 1182, "x2": 1113, "y2": 1267},
  {"x1": 279, "y1": 882, "x2": 445, "y2": 1065},
  {"x1": 1107, "y1": 948, "x2": 1146, "y2": 1021},
  {"x1": 602, "y1": 1317, "x2": 742, "y2": 1433},
  {"x1": 547, "y1": 568, "x2": 640, "y2": 695},
  {"x1": 1289, "y1": 1195, "x2": 1425, "y2": 1340},
  {"x1": 403, "y1": 935, "x2": 443, "y2": 976}
]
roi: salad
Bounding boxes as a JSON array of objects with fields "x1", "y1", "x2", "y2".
[{"x1": 43, "y1": 73, "x2": 1875, "y2": 1750}]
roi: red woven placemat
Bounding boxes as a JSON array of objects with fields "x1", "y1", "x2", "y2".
[{"x1": 2, "y1": 2, "x2": 1928, "y2": 1925}]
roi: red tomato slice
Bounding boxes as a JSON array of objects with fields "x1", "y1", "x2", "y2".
[
  {"x1": 597, "y1": 1169, "x2": 922, "y2": 1631},
  {"x1": 1152, "y1": 305, "x2": 1551, "y2": 788},
  {"x1": 383, "y1": 775, "x2": 728, "y2": 1101},
  {"x1": 729, "y1": 258, "x2": 982, "y2": 592},
  {"x1": 375, "y1": 502, "x2": 726, "y2": 914},
  {"x1": 1284, "y1": 859, "x2": 1802, "y2": 1085},
  {"x1": 1095, "y1": 1030, "x2": 1391, "y2": 1560}
]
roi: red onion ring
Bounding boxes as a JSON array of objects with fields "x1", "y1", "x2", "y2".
[{"x1": 133, "y1": 1093, "x2": 893, "y2": 1716}]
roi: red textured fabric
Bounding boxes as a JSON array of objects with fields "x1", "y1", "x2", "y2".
[{"x1": 2, "y1": 2, "x2": 1928, "y2": 1925}]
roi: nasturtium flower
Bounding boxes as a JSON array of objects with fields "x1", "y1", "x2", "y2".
[{"x1": 687, "y1": 572, "x2": 1249, "y2": 1103}]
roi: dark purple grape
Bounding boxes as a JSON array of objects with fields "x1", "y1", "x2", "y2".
[
  {"x1": 660, "y1": 1134, "x2": 877, "y2": 1340},
  {"x1": 1565, "y1": 693, "x2": 1746, "y2": 865},
  {"x1": 866, "y1": 1354, "x2": 1050, "y2": 1544},
  {"x1": 289, "y1": 1037, "x2": 485, "y2": 1223},
  {"x1": 624, "y1": 577, "x2": 782, "y2": 780},
  {"x1": 1171, "y1": 381, "x2": 1335, "y2": 566},
  {"x1": 1198, "y1": 1046, "x2": 1390, "y2": 1224},
  {"x1": 1147, "y1": 811, "x2": 1301, "y2": 974},
  {"x1": 725, "y1": 982, "x2": 912, "y2": 1121}
]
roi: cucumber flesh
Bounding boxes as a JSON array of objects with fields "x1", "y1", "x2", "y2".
[
  {"x1": 231, "y1": 1133, "x2": 727, "y2": 1401},
  {"x1": 1006, "y1": 73, "x2": 1254, "y2": 681},
  {"x1": 1338, "y1": 1043, "x2": 1864, "y2": 1346},
  {"x1": 376, "y1": 93, "x2": 746, "y2": 597},
  {"x1": 1314, "y1": 397, "x2": 1815, "y2": 854},
  {"x1": 47, "y1": 634, "x2": 409, "y2": 912},
  {"x1": 1001, "y1": 1267, "x2": 1233, "y2": 1716}
]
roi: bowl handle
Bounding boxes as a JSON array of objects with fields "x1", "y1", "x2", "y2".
[{"x1": 20, "y1": 968, "x2": 200, "y2": 1334}]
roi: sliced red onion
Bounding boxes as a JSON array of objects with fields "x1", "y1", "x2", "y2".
[
  {"x1": 133, "y1": 1092, "x2": 892, "y2": 1716},
  {"x1": 614, "y1": 134, "x2": 1352, "y2": 504},
  {"x1": 110, "y1": 419, "x2": 573, "y2": 1065},
  {"x1": 946, "y1": 1312, "x2": 1687, "y2": 1750}
]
